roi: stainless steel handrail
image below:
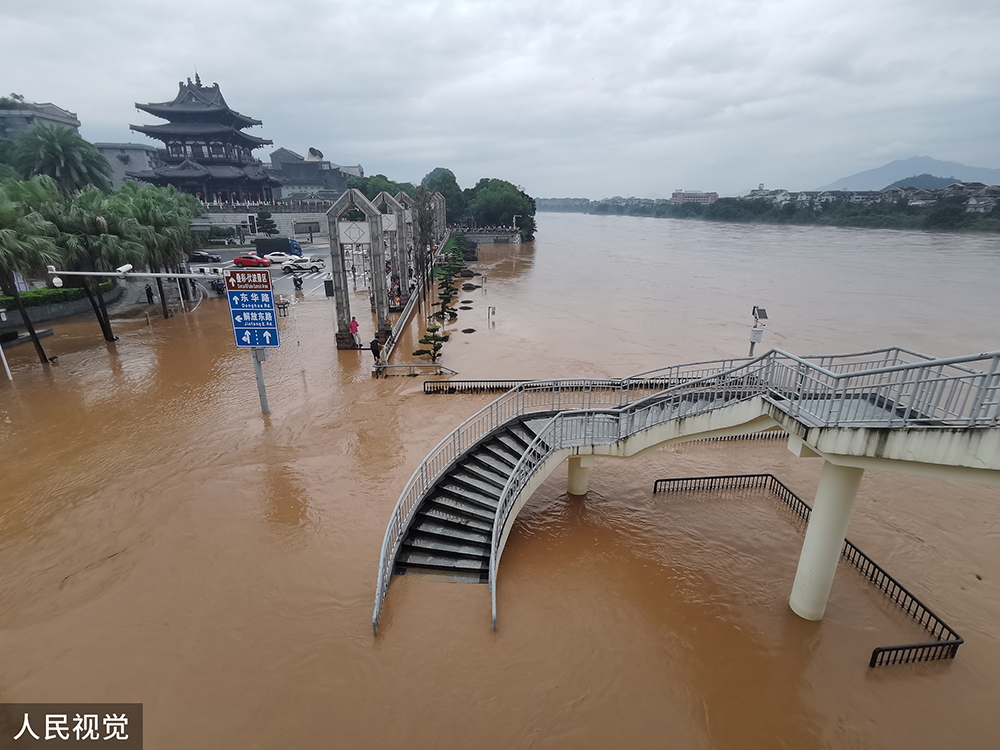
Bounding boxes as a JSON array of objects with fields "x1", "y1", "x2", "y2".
[
  {"x1": 382, "y1": 231, "x2": 451, "y2": 364},
  {"x1": 371, "y1": 367, "x2": 726, "y2": 633},
  {"x1": 375, "y1": 348, "x2": 1000, "y2": 634}
]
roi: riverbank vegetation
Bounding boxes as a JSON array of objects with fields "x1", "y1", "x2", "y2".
[
  {"x1": 0, "y1": 149, "x2": 202, "y2": 360},
  {"x1": 552, "y1": 196, "x2": 1000, "y2": 232},
  {"x1": 349, "y1": 168, "x2": 537, "y2": 241}
]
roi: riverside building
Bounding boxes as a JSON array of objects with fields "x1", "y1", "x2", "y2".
[{"x1": 127, "y1": 75, "x2": 280, "y2": 204}]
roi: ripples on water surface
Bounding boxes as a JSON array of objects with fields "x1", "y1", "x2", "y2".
[{"x1": 0, "y1": 213, "x2": 999, "y2": 748}]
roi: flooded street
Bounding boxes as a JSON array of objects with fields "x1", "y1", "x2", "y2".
[{"x1": 2, "y1": 213, "x2": 1000, "y2": 748}]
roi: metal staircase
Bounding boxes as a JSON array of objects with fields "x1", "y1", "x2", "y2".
[
  {"x1": 373, "y1": 346, "x2": 1000, "y2": 634},
  {"x1": 395, "y1": 419, "x2": 551, "y2": 582}
]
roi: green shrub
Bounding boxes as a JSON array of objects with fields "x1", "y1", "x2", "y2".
[{"x1": 0, "y1": 279, "x2": 116, "y2": 308}]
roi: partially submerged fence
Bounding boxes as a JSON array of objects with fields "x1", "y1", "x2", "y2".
[
  {"x1": 376, "y1": 364, "x2": 459, "y2": 378},
  {"x1": 423, "y1": 377, "x2": 697, "y2": 395},
  {"x1": 424, "y1": 379, "x2": 526, "y2": 394},
  {"x1": 652, "y1": 473, "x2": 964, "y2": 668}
]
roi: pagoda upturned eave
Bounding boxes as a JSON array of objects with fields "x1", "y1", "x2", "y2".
[
  {"x1": 135, "y1": 101, "x2": 261, "y2": 128},
  {"x1": 129, "y1": 122, "x2": 272, "y2": 148}
]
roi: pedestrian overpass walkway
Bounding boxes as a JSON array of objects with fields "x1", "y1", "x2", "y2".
[{"x1": 373, "y1": 346, "x2": 1000, "y2": 635}]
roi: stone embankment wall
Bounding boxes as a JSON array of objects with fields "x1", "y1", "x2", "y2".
[
  {"x1": 464, "y1": 232, "x2": 521, "y2": 244},
  {"x1": 0, "y1": 284, "x2": 125, "y2": 330}
]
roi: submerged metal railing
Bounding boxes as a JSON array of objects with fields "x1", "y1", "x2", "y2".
[
  {"x1": 424, "y1": 379, "x2": 527, "y2": 394},
  {"x1": 422, "y1": 377, "x2": 696, "y2": 395},
  {"x1": 374, "y1": 346, "x2": 1000, "y2": 635},
  {"x1": 651, "y1": 474, "x2": 963, "y2": 668},
  {"x1": 381, "y1": 231, "x2": 450, "y2": 365},
  {"x1": 376, "y1": 363, "x2": 458, "y2": 378}
]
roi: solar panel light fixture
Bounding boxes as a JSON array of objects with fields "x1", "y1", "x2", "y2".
[{"x1": 748, "y1": 306, "x2": 768, "y2": 357}]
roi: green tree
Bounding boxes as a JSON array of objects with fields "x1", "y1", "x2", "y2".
[
  {"x1": 466, "y1": 178, "x2": 536, "y2": 240},
  {"x1": 0, "y1": 176, "x2": 61, "y2": 363},
  {"x1": 349, "y1": 174, "x2": 419, "y2": 202},
  {"x1": 256, "y1": 210, "x2": 278, "y2": 236},
  {"x1": 422, "y1": 167, "x2": 453, "y2": 186},
  {"x1": 0, "y1": 93, "x2": 26, "y2": 109},
  {"x1": 426, "y1": 169, "x2": 466, "y2": 224},
  {"x1": 413, "y1": 187, "x2": 435, "y2": 296},
  {"x1": 52, "y1": 187, "x2": 145, "y2": 339},
  {"x1": 413, "y1": 324, "x2": 449, "y2": 362},
  {"x1": 111, "y1": 182, "x2": 201, "y2": 319},
  {"x1": 6, "y1": 124, "x2": 111, "y2": 196}
]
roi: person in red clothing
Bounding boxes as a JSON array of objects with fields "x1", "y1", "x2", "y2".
[{"x1": 349, "y1": 316, "x2": 361, "y2": 348}]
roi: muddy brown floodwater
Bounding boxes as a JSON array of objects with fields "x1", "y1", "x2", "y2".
[{"x1": 1, "y1": 213, "x2": 1000, "y2": 748}]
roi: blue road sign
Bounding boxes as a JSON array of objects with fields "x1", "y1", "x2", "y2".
[{"x1": 225, "y1": 270, "x2": 280, "y2": 348}]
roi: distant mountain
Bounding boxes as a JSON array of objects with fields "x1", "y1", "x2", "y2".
[
  {"x1": 819, "y1": 157, "x2": 1000, "y2": 191},
  {"x1": 882, "y1": 174, "x2": 959, "y2": 191}
]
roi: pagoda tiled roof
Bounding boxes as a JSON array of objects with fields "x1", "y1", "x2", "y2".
[
  {"x1": 129, "y1": 122, "x2": 272, "y2": 148},
  {"x1": 127, "y1": 158, "x2": 281, "y2": 185},
  {"x1": 135, "y1": 79, "x2": 261, "y2": 127}
]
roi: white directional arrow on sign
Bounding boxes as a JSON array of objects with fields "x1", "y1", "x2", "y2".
[
  {"x1": 235, "y1": 314, "x2": 243, "y2": 323},
  {"x1": 262, "y1": 331, "x2": 272, "y2": 344}
]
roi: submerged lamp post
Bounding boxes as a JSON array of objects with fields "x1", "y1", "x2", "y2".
[{"x1": 748, "y1": 305, "x2": 768, "y2": 357}]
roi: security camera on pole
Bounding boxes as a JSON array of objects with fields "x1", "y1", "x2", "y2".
[{"x1": 748, "y1": 306, "x2": 768, "y2": 357}]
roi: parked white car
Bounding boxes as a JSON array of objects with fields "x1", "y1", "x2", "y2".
[
  {"x1": 282, "y1": 256, "x2": 327, "y2": 273},
  {"x1": 263, "y1": 251, "x2": 302, "y2": 264}
]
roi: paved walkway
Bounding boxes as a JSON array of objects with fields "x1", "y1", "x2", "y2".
[{"x1": 107, "y1": 278, "x2": 207, "y2": 320}]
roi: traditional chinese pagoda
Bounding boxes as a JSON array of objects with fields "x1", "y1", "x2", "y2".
[{"x1": 128, "y1": 75, "x2": 280, "y2": 203}]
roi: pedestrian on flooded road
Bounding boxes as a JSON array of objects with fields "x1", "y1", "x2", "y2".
[
  {"x1": 145, "y1": 284, "x2": 154, "y2": 305},
  {"x1": 349, "y1": 317, "x2": 361, "y2": 348},
  {"x1": 370, "y1": 338, "x2": 381, "y2": 363}
]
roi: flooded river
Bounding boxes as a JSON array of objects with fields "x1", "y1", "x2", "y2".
[{"x1": 1, "y1": 213, "x2": 999, "y2": 748}]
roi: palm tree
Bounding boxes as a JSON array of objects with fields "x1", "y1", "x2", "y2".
[
  {"x1": 52, "y1": 187, "x2": 145, "y2": 340},
  {"x1": 8, "y1": 177, "x2": 144, "y2": 341},
  {"x1": 0, "y1": 177, "x2": 61, "y2": 364},
  {"x1": 110, "y1": 182, "x2": 200, "y2": 319},
  {"x1": 8, "y1": 124, "x2": 111, "y2": 196}
]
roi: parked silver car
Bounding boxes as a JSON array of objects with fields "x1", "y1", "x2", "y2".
[{"x1": 281, "y1": 256, "x2": 327, "y2": 273}]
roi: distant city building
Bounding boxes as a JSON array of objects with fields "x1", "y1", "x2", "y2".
[
  {"x1": 670, "y1": 190, "x2": 719, "y2": 205},
  {"x1": 0, "y1": 97, "x2": 80, "y2": 140},
  {"x1": 264, "y1": 146, "x2": 361, "y2": 199},
  {"x1": 95, "y1": 142, "x2": 162, "y2": 188},
  {"x1": 747, "y1": 181, "x2": 999, "y2": 213},
  {"x1": 127, "y1": 75, "x2": 280, "y2": 203}
]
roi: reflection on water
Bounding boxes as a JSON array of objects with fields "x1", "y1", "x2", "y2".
[{"x1": 1, "y1": 214, "x2": 999, "y2": 748}]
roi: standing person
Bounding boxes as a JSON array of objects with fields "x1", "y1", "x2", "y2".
[
  {"x1": 145, "y1": 283, "x2": 154, "y2": 305},
  {"x1": 349, "y1": 317, "x2": 361, "y2": 348},
  {"x1": 370, "y1": 338, "x2": 382, "y2": 363}
]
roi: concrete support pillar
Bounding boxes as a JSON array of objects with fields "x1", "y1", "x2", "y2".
[
  {"x1": 567, "y1": 455, "x2": 595, "y2": 496},
  {"x1": 789, "y1": 461, "x2": 865, "y2": 621}
]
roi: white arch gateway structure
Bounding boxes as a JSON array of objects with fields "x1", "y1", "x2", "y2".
[{"x1": 373, "y1": 346, "x2": 1000, "y2": 634}]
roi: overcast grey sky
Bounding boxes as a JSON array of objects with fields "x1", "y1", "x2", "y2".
[{"x1": 4, "y1": 0, "x2": 999, "y2": 198}]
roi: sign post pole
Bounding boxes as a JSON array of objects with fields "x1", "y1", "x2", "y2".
[
  {"x1": 224, "y1": 269, "x2": 280, "y2": 416},
  {"x1": 252, "y1": 347, "x2": 270, "y2": 414}
]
